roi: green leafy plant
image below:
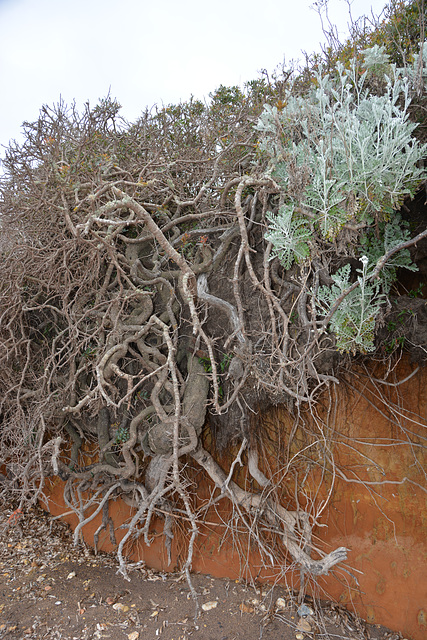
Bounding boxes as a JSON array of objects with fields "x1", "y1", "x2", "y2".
[
  {"x1": 199, "y1": 353, "x2": 233, "y2": 374},
  {"x1": 385, "y1": 334, "x2": 406, "y2": 354},
  {"x1": 198, "y1": 353, "x2": 232, "y2": 400},
  {"x1": 259, "y1": 48, "x2": 427, "y2": 245},
  {"x1": 198, "y1": 355, "x2": 213, "y2": 373},
  {"x1": 258, "y1": 44, "x2": 426, "y2": 353},
  {"x1": 316, "y1": 256, "x2": 384, "y2": 353},
  {"x1": 409, "y1": 283, "x2": 424, "y2": 298},
  {"x1": 265, "y1": 204, "x2": 311, "y2": 268},
  {"x1": 359, "y1": 214, "x2": 418, "y2": 294},
  {"x1": 219, "y1": 353, "x2": 233, "y2": 373},
  {"x1": 115, "y1": 426, "x2": 129, "y2": 444},
  {"x1": 82, "y1": 345, "x2": 97, "y2": 359}
]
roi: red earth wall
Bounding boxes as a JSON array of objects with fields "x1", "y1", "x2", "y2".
[{"x1": 42, "y1": 361, "x2": 426, "y2": 640}]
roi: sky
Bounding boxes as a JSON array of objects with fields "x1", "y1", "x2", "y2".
[{"x1": 0, "y1": 0, "x2": 389, "y2": 159}]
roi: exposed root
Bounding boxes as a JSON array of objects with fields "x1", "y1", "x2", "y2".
[{"x1": 1, "y1": 82, "x2": 425, "y2": 610}]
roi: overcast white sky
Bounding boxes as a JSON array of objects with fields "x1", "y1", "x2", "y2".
[{"x1": 0, "y1": 0, "x2": 388, "y2": 157}]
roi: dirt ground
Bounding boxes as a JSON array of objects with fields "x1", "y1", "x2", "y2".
[{"x1": 0, "y1": 505, "x2": 402, "y2": 640}]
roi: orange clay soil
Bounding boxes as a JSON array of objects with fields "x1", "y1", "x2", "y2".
[{"x1": 42, "y1": 361, "x2": 426, "y2": 640}]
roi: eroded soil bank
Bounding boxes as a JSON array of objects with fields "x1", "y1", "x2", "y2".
[{"x1": 42, "y1": 360, "x2": 426, "y2": 640}]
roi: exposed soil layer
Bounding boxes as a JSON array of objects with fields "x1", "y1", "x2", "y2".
[
  {"x1": 38, "y1": 360, "x2": 426, "y2": 640},
  {"x1": 0, "y1": 505, "x2": 399, "y2": 640}
]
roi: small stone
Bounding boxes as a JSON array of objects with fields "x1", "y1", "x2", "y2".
[
  {"x1": 66, "y1": 571, "x2": 76, "y2": 580},
  {"x1": 201, "y1": 600, "x2": 218, "y2": 611},
  {"x1": 295, "y1": 634, "x2": 304, "y2": 640},
  {"x1": 297, "y1": 603, "x2": 314, "y2": 617},
  {"x1": 297, "y1": 617, "x2": 312, "y2": 632},
  {"x1": 128, "y1": 633, "x2": 139, "y2": 640},
  {"x1": 275, "y1": 596, "x2": 287, "y2": 610},
  {"x1": 113, "y1": 602, "x2": 129, "y2": 612}
]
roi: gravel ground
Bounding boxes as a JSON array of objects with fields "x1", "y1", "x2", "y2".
[{"x1": 0, "y1": 505, "x2": 402, "y2": 640}]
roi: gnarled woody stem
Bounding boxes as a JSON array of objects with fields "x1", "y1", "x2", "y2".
[
  {"x1": 197, "y1": 273, "x2": 245, "y2": 345},
  {"x1": 191, "y1": 446, "x2": 347, "y2": 576}
]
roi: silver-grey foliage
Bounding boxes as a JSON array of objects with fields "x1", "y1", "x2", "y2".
[{"x1": 259, "y1": 45, "x2": 427, "y2": 353}]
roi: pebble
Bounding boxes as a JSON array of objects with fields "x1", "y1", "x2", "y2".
[
  {"x1": 297, "y1": 603, "x2": 314, "y2": 617},
  {"x1": 275, "y1": 596, "x2": 287, "y2": 610},
  {"x1": 297, "y1": 617, "x2": 312, "y2": 632}
]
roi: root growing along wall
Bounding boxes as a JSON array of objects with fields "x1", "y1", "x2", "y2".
[{"x1": 42, "y1": 360, "x2": 426, "y2": 640}]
